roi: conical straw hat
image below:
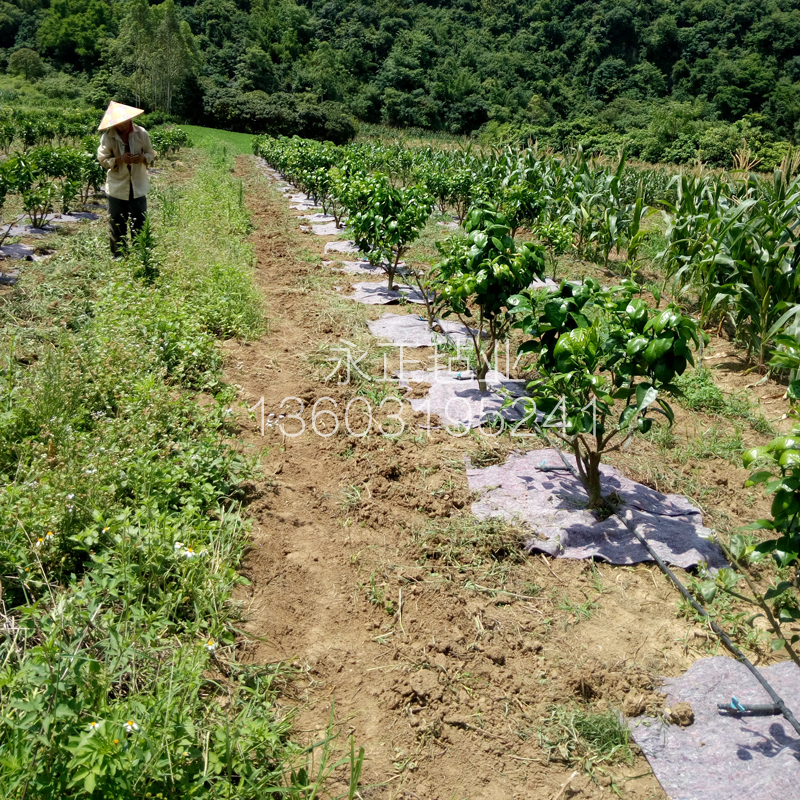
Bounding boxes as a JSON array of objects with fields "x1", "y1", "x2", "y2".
[{"x1": 98, "y1": 101, "x2": 144, "y2": 131}]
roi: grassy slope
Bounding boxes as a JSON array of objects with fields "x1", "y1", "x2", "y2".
[{"x1": 181, "y1": 125, "x2": 255, "y2": 155}]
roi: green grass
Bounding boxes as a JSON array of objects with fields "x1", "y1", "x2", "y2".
[
  {"x1": 0, "y1": 144, "x2": 359, "y2": 798},
  {"x1": 671, "y1": 367, "x2": 774, "y2": 436},
  {"x1": 182, "y1": 124, "x2": 256, "y2": 154},
  {"x1": 539, "y1": 705, "x2": 636, "y2": 772}
]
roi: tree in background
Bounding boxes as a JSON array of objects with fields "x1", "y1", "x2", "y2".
[
  {"x1": 7, "y1": 47, "x2": 44, "y2": 81},
  {"x1": 111, "y1": 0, "x2": 196, "y2": 115},
  {"x1": 36, "y1": 0, "x2": 114, "y2": 70}
]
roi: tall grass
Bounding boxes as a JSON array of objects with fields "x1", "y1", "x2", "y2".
[{"x1": 0, "y1": 147, "x2": 356, "y2": 798}]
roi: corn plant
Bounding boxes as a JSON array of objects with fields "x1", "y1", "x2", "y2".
[{"x1": 437, "y1": 206, "x2": 546, "y2": 391}]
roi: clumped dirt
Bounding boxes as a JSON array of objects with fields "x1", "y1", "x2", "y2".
[{"x1": 225, "y1": 156, "x2": 792, "y2": 799}]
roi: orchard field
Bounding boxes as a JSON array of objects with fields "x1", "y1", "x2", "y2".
[{"x1": 1, "y1": 116, "x2": 800, "y2": 799}]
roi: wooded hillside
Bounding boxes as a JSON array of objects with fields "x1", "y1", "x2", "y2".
[{"x1": 3, "y1": 0, "x2": 800, "y2": 163}]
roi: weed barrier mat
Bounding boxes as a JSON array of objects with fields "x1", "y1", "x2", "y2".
[
  {"x1": 324, "y1": 258, "x2": 386, "y2": 276},
  {"x1": 397, "y1": 368, "x2": 528, "y2": 428},
  {"x1": 467, "y1": 449, "x2": 726, "y2": 568},
  {"x1": 324, "y1": 240, "x2": 361, "y2": 256},
  {"x1": 0, "y1": 243, "x2": 34, "y2": 259},
  {"x1": 348, "y1": 280, "x2": 429, "y2": 305},
  {"x1": 0, "y1": 267, "x2": 19, "y2": 284},
  {"x1": 367, "y1": 312, "x2": 484, "y2": 347},
  {"x1": 630, "y1": 656, "x2": 800, "y2": 800}
]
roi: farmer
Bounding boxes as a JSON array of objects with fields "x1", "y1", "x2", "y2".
[{"x1": 96, "y1": 101, "x2": 156, "y2": 257}]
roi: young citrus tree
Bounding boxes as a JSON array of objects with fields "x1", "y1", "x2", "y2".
[
  {"x1": 437, "y1": 206, "x2": 546, "y2": 392},
  {"x1": 510, "y1": 280, "x2": 705, "y2": 510},
  {"x1": 343, "y1": 172, "x2": 434, "y2": 290}
]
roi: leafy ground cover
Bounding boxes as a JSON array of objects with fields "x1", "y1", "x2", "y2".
[{"x1": 0, "y1": 141, "x2": 363, "y2": 798}]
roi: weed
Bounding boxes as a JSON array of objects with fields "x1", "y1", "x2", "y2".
[
  {"x1": 469, "y1": 437, "x2": 506, "y2": 468},
  {"x1": 130, "y1": 215, "x2": 160, "y2": 283},
  {"x1": 680, "y1": 571, "x2": 768, "y2": 654},
  {"x1": 671, "y1": 368, "x2": 774, "y2": 435},
  {"x1": 413, "y1": 515, "x2": 526, "y2": 568},
  {"x1": 556, "y1": 593, "x2": 601, "y2": 624},
  {"x1": 0, "y1": 145, "x2": 353, "y2": 797},
  {"x1": 673, "y1": 368, "x2": 726, "y2": 413},
  {"x1": 340, "y1": 483, "x2": 363, "y2": 511},
  {"x1": 539, "y1": 705, "x2": 636, "y2": 771}
]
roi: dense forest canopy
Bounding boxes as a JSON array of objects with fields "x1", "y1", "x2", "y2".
[{"x1": 2, "y1": 0, "x2": 800, "y2": 162}]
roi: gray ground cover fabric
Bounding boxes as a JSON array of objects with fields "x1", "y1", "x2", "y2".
[
  {"x1": 300, "y1": 213, "x2": 336, "y2": 223},
  {"x1": 348, "y1": 281, "x2": 429, "y2": 305},
  {"x1": 0, "y1": 268, "x2": 19, "y2": 285},
  {"x1": 0, "y1": 243, "x2": 34, "y2": 259},
  {"x1": 467, "y1": 449, "x2": 725, "y2": 568},
  {"x1": 397, "y1": 369, "x2": 528, "y2": 428},
  {"x1": 312, "y1": 221, "x2": 346, "y2": 236},
  {"x1": 324, "y1": 259, "x2": 384, "y2": 275},
  {"x1": 367, "y1": 313, "x2": 484, "y2": 347},
  {"x1": 531, "y1": 277, "x2": 559, "y2": 289},
  {"x1": 15, "y1": 212, "x2": 97, "y2": 224},
  {"x1": 5, "y1": 223, "x2": 55, "y2": 237},
  {"x1": 325, "y1": 240, "x2": 362, "y2": 255},
  {"x1": 325, "y1": 258, "x2": 407, "y2": 276},
  {"x1": 630, "y1": 657, "x2": 800, "y2": 800}
]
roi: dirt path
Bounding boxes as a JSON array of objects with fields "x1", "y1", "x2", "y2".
[{"x1": 223, "y1": 155, "x2": 736, "y2": 800}]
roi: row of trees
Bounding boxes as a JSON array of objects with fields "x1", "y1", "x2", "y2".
[{"x1": 259, "y1": 131, "x2": 800, "y2": 670}]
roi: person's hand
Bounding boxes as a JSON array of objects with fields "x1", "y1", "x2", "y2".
[{"x1": 130, "y1": 153, "x2": 146, "y2": 165}]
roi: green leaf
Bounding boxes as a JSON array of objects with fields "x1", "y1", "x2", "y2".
[
  {"x1": 743, "y1": 446, "x2": 770, "y2": 468},
  {"x1": 626, "y1": 335, "x2": 648, "y2": 357},
  {"x1": 643, "y1": 336, "x2": 673, "y2": 363},
  {"x1": 744, "y1": 471, "x2": 773, "y2": 487},
  {"x1": 764, "y1": 581, "x2": 795, "y2": 600},
  {"x1": 635, "y1": 383, "x2": 657, "y2": 412},
  {"x1": 84, "y1": 772, "x2": 96, "y2": 793},
  {"x1": 771, "y1": 638, "x2": 786, "y2": 651},
  {"x1": 699, "y1": 580, "x2": 717, "y2": 603}
]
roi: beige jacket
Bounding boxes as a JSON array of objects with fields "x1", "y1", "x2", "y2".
[{"x1": 97, "y1": 124, "x2": 156, "y2": 200}]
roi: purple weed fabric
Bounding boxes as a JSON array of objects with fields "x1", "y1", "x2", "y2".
[
  {"x1": 467, "y1": 449, "x2": 725, "y2": 568},
  {"x1": 630, "y1": 657, "x2": 800, "y2": 800}
]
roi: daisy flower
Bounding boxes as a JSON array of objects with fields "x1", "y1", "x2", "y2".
[{"x1": 123, "y1": 720, "x2": 139, "y2": 733}]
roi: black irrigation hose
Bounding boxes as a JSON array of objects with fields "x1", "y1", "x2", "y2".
[{"x1": 532, "y1": 423, "x2": 800, "y2": 738}]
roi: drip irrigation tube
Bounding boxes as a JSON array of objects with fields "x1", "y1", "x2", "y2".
[{"x1": 532, "y1": 423, "x2": 800, "y2": 738}]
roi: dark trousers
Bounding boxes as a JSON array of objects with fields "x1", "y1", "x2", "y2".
[{"x1": 108, "y1": 191, "x2": 147, "y2": 257}]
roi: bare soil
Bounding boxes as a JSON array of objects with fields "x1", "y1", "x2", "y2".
[{"x1": 226, "y1": 155, "x2": 793, "y2": 800}]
